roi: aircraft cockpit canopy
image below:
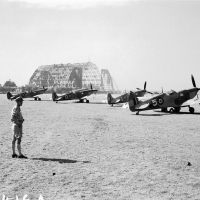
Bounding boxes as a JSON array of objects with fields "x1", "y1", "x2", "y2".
[{"x1": 166, "y1": 90, "x2": 177, "y2": 95}]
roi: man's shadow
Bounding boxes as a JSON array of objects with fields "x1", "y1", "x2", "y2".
[{"x1": 32, "y1": 158, "x2": 90, "y2": 164}]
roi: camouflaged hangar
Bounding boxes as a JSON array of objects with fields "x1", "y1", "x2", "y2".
[{"x1": 29, "y1": 62, "x2": 114, "y2": 92}]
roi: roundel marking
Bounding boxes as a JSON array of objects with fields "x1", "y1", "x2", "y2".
[{"x1": 157, "y1": 97, "x2": 164, "y2": 105}]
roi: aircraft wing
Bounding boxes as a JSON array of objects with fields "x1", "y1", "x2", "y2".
[
  {"x1": 138, "y1": 93, "x2": 165, "y2": 104},
  {"x1": 134, "y1": 93, "x2": 166, "y2": 110},
  {"x1": 139, "y1": 103, "x2": 150, "y2": 109},
  {"x1": 31, "y1": 92, "x2": 38, "y2": 97},
  {"x1": 115, "y1": 99, "x2": 121, "y2": 103},
  {"x1": 181, "y1": 98, "x2": 200, "y2": 107},
  {"x1": 56, "y1": 97, "x2": 63, "y2": 101}
]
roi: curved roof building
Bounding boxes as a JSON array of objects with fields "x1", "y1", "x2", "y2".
[{"x1": 29, "y1": 62, "x2": 114, "y2": 91}]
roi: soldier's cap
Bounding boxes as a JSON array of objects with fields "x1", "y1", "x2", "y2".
[{"x1": 15, "y1": 97, "x2": 24, "y2": 102}]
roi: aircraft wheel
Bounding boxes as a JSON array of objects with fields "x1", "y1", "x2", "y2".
[
  {"x1": 86, "y1": 100, "x2": 89, "y2": 103},
  {"x1": 136, "y1": 112, "x2": 139, "y2": 115},
  {"x1": 79, "y1": 99, "x2": 83, "y2": 103},
  {"x1": 169, "y1": 108, "x2": 174, "y2": 113},
  {"x1": 111, "y1": 104, "x2": 113, "y2": 107},
  {"x1": 189, "y1": 107, "x2": 194, "y2": 114},
  {"x1": 38, "y1": 98, "x2": 41, "y2": 101},
  {"x1": 174, "y1": 107, "x2": 181, "y2": 113},
  {"x1": 34, "y1": 97, "x2": 37, "y2": 101}
]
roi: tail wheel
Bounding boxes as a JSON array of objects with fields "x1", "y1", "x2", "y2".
[
  {"x1": 189, "y1": 107, "x2": 194, "y2": 114},
  {"x1": 86, "y1": 100, "x2": 89, "y2": 103}
]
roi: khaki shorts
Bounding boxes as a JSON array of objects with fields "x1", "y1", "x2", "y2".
[{"x1": 12, "y1": 124, "x2": 23, "y2": 139}]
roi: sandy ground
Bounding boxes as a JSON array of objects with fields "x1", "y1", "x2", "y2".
[{"x1": 1, "y1": 93, "x2": 200, "y2": 200}]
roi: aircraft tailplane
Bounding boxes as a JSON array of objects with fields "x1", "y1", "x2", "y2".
[
  {"x1": 107, "y1": 93, "x2": 114, "y2": 104},
  {"x1": 7, "y1": 92, "x2": 12, "y2": 100},
  {"x1": 52, "y1": 90, "x2": 58, "y2": 101},
  {"x1": 128, "y1": 92, "x2": 138, "y2": 112}
]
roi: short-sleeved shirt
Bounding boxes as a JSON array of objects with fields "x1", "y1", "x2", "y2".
[{"x1": 11, "y1": 105, "x2": 24, "y2": 125}]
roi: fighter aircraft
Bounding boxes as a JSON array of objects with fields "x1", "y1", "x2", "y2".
[
  {"x1": 7, "y1": 86, "x2": 48, "y2": 101},
  {"x1": 107, "y1": 82, "x2": 152, "y2": 106},
  {"x1": 52, "y1": 84, "x2": 97, "y2": 103},
  {"x1": 128, "y1": 75, "x2": 200, "y2": 115}
]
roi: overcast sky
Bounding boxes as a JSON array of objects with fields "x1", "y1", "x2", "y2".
[{"x1": 1, "y1": 0, "x2": 200, "y2": 91}]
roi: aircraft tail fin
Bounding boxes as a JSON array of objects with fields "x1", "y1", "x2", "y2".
[
  {"x1": 128, "y1": 92, "x2": 138, "y2": 112},
  {"x1": 107, "y1": 93, "x2": 114, "y2": 104},
  {"x1": 52, "y1": 89, "x2": 58, "y2": 101},
  {"x1": 7, "y1": 92, "x2": 12, "y2": 100}
]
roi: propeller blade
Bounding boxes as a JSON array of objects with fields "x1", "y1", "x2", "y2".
[
  {"x1": 146, "y1": 91, "x2": 153, "y2": 94},
  {"x1": 192, "y1": 75, "x2": 196, "y2": 87},
  {"x1": 161, "y1": 87, "x2": 163, "y2": 93},
  {"x1": 90, "y1": 83, "x2": 93, "y2": 90},
  {"x1": 136, "y1": 88, "x2": 142, "y2": 90},
  {"x1": 144, "y1": 81, "x2": 146, "y2": 90}
]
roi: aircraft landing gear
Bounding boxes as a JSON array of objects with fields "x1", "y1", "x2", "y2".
[
  {"x1": 174, "y1": 107, "x2": 181, "y2": 113},
  {"x1": 34, "y1": 97, "x2": 41, "y2": 101},
  {"x1": 189, "y1": 107, "x2": 195, "y2": 114},
  {"x1": 161, "y1": 108, "x2": 168, "y2": 112},
  {"x1": 136, "y1": 111, "x2": 139, "y2": 115},
  {"x1": 79, "y1": 99, "x2": 89, "y2": 103},
  {"x1": 169, "y1": 107, "x2": 181, "y2": 113}
]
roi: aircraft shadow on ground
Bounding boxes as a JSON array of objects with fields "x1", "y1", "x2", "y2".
[
  {"x1": 32, "y1": 158, "x2": 90, "y2": 164},
  {"x1": 107, "y1": 105, "x2": 123, "y2": 108},
  {"x1": 24, "y1": 100, "x2": 52, "y2": 102},
  {"x1": 154, "y1": 111, "x2": 200, "y2": 115},
  {"x1": 132, "y1": 113, "x2": 168, "y2": 116},
  {"x1": 72, "y1": 102, "x2": 106, "y2": 105}
]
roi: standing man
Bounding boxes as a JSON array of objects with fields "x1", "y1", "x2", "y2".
[{"x1": 11, "y1": 97, "x2": 27, "y2": 159}]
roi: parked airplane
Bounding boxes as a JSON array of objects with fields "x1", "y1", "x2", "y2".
[
  {"x1": 128, "y1": 75, "x2": 200, "y2": 115},
  {"x1": 107, "y1": 82, "x2": 152, "y2": 106},
  {"x1": 52, "y1": 84, "x2": 97, "y2": 103},
  {"x1": 7, "y1": 86, "x2": 48, "y2": 101}
]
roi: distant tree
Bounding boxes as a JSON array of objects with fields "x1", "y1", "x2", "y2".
[{"x1": 3, "y1": 80, "x2": 17, "y2": 87}]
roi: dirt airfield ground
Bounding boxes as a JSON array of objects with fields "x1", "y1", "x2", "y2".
[{"x1": 1, "y1": 93, "x2": 200, "y2": 200}]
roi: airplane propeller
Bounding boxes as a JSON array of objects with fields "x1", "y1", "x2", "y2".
[
  {"x1": 192, "y1": 75, "x2": 196, "y2": 88},
  {"x1": 144, "y1": 81, "x2": 153, "y2": 94},
  {"x1": 90, "y1": 83, "x2": 93, "y2": 90},
  {"x1": 136, "y1": 81, "x2": 153, "y2": 94},
  {"x1": 191, "y1": 75, "x2": 200, "y2": 99}
]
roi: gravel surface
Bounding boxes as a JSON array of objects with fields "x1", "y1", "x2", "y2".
[{"x1": 1, "y1": 93, "x2": 200, "y2": 200}]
